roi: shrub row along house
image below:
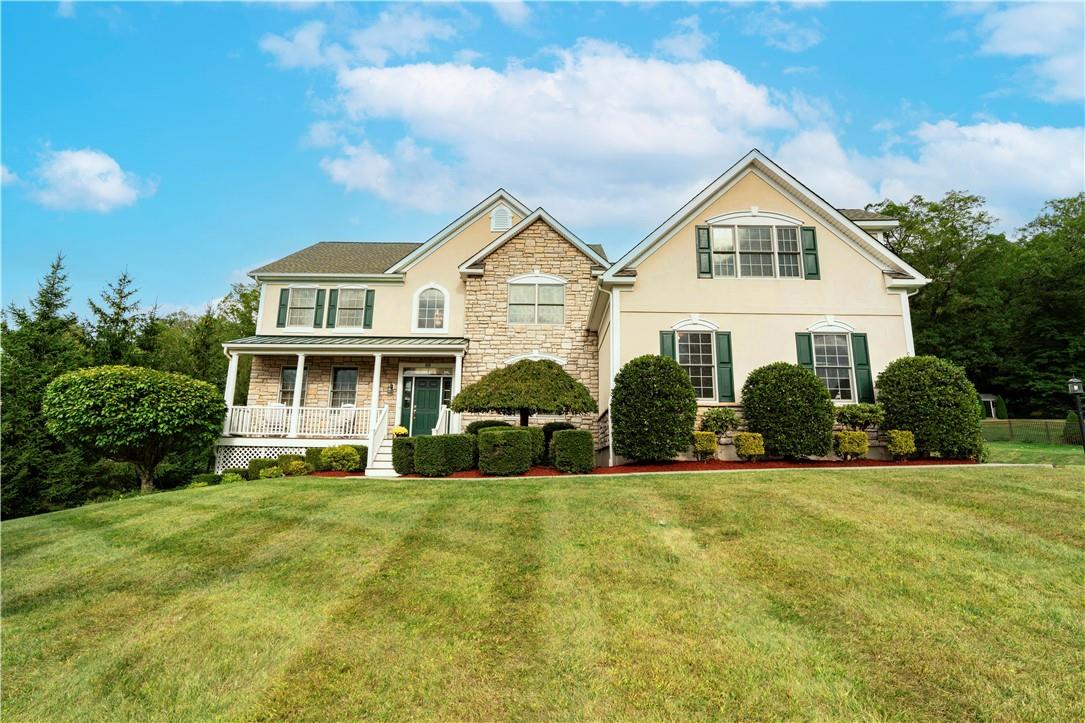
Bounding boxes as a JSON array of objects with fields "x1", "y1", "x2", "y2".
[{"x1": 216, "y1": 149, "x2": 928, "y2": 474}]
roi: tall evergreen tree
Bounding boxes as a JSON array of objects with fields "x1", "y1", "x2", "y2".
[
  {"x1": 86, "y1": 271, "x2": 146, "y2": 365},
  {"x1": 1, "y1": 256, "x2": 94, "y2": 517}
]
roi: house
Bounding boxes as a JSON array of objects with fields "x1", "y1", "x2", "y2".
[{"x1": 216, "y1": 149, "x2": 928, "y2": 474}]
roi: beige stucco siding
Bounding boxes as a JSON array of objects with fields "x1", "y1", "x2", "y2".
[{"x1": 254, "y1": 207, "x2": 521, "y2": 336}]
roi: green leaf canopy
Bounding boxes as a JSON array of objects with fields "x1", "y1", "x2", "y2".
[{"x1": 450, "y1": 359, "x2": 597, "y2": 426}]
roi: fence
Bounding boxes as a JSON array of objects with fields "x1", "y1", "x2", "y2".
[{"x1": 980, "y1": 418, "x2": 1081, "y2": 445}]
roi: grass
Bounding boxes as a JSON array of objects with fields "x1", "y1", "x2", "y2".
[
  {"x1": 3, "y1": 467, "x2": 1083, "y2": 721},
  {"x1": 987, "y1": 440, "x2": 1085, "y2": 466}
]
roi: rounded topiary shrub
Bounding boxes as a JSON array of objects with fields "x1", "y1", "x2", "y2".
[
  {"x1": 542, "y1": 421, "x2": 576, "y2": 461},
  {"x1": 321, "y1": 445, "x2": 361, "y2": 472},
  {"x1": 392, "y1": 437, "x2": 417, "y2": 475},
  {"x1": 414, "y1": 435, "x2": 476, "y2": 477},
  {"x1": 832, "y1": 431, "x2": 869, "y2": 461},
  {"x1": 612, "y1": 355, "x2": 697, "y2": 462},
  {"x1": 742, "y1": 363, "x2": 834, "y2": 459},
  {"x1": 551, "y1": 429, "x2": 594, "y2": 474},
  {"x1": 886, "y1": 429, "x2": 916, "y2": 460},
  {"x1": 733, "y1": 432, "x2": 765, "y2": 461},
  {"x1": 876, "y1": 356, "x2": 985, "y2": 459},
  {"x1": 478, "y1": 427, "x2": 532, "y2": 475},
  {"x1": 466, "y1": 419, "x2": 512, "y2": 435},
  {"x1": 692, "y1": 431, "x2": 718, "y2": 460}
]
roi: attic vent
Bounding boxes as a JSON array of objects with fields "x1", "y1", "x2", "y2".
[{"x1": 490, "y1": 204, "x2": 512, "y2": 232}]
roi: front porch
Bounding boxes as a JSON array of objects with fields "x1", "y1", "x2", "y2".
[{"x1": 215, "y1": 335, "x2": 469, "y2": 471}]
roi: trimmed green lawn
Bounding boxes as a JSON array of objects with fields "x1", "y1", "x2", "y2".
[
  {"x1": 3, "y1": 467, "x2": 1083, "y2": 721},
  {"x1": 987, "y1": 440, "x2": 1085, "y2": 466}
]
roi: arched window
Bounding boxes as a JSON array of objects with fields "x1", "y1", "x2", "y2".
[{"x1": 413, "y1": 284, "x2": 448, "y2": 332}]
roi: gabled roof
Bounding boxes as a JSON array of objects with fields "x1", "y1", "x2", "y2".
[
  {"x1": 250, "y1": 242, "x2": 420, "y2": 277},
  {"x1": 386, "y1": 189, "x2": 532, "y2": 273},
  {"x1": 603, "y1": 149, "x2": 927, "y2": 287},
  {"x1": 458, "y1": 207, "x2": 611, "y2": 274},
  {"x1": 838, "y1": 208, "x2": 895, "y2": 222}
]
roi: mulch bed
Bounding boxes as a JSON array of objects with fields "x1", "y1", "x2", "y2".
[
  {"x1": 392, "y1": 457, "x2": 975, "y2": 479},
  {"x1": 310, "y1": 470, "x2": 354, "y2": 478}
]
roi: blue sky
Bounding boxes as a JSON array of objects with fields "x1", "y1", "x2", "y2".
[{"x1": 3, "y1": 1, "x2": 1083, "y2": 316}]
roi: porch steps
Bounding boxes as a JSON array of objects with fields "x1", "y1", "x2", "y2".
[{"x1": 366, "y1": 439, "x2": 399, "y2": 477}]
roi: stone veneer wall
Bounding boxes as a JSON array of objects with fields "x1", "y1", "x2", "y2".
[{"x1": 462, "y1": 219, "x2": 601, "y2": 438}]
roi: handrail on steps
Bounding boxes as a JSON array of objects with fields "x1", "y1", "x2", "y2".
[{"x1": 367, "y1": 405, "x2": 389, "y2": 467}]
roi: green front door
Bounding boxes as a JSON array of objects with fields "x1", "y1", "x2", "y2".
[{"x1": 411, "y1": 377, "x2": 442, "y2": 436}]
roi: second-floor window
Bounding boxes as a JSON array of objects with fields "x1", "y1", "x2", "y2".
[
  {"x1": 287, "y1": 288, "x2": 317, "y2": 327},
  {"x1": 415, "y1": 286, "x2": 447, "y2": 331},
  {"x1": 701, "y1": 225, "x2": 806, "y2": 279},
  {"x1": 335, "y1": 288, "x2": 367, "y2": 328},
  {"x1": 508, "y1": 282, "x2": 564, "y2": 324}
]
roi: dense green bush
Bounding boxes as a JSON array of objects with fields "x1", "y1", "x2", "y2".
[
  {"x1": 478, "y1": 427, "x2": 532, "y2": 475},
  {"x1": 392, "y1": 437, "x2": 417, "y2": 475},
  {"x1": 466, "y1": 419, "x2": 511, "y2": 435},
  {"x1": 833, "y1": 431, "x2": 869, "y2": 460},
  {"x1": 551, "y1": 429, "x2": 594, "y2": 474},
  {"x1": 612, "y1": 355, "x2": 697, "y2": 461},
  {"x1": 281, "y1": 460, "x2": 312, "y2": 477},
  {"x1": 700, "y1": 407, "x2": 740, "y2": 436},
  {"x1": 277, "y1": 453, "x2": 305, "y2": 468},
  {"x1": 222, "y1": 467, "x2": 249, "y2": 480},
  {"x1": 350, "y1": 446, "x2": 368, "y2": 471},
  {"x1": 742, "y1": 363, "x2": 834, "y2": 459},
  {"x1": 258, "y1": 465, "x2": 284, "y2": 479},
  {"x1": 527, "y1": 427, "x2": 545, "y2": 465},
  {"x1": 876, "y1": 356, "x2": 985, "y2": 459},
  {"x1": 451, "y1": 359, "x2": 597, "y2": 426},
  {"x1": 42, "y1": 365, "x2": 225, "y2": 492},
  {"x1": 221, "y1": 472, "x2": 245, "y2": 484},
  {"x1": 190, "y1": 473, "x2": 222, "y2": 486},
  {"x1": 994, "y1": 395, "x2": 1009, "y2": 420},
  {"x1": 733, "y1": 432, "x2": 765, "y2": 461},
  {"x1": 1063, "y1": 412, "x2": 1083, "y2": 444},
  {"x1": 835, "y1": 403, "x2": 885, "y2": 431},
  {"x1": 414, "y1": 435, "x2": 476, "y2": 477},
  {"x1": 542, "y1": 421, "x2": 576, "y2": 461},
  {"x1": 692, "y1": 431, "x2": 718, "y2": 460},
  {"x1": 321, "y1": 445, "x2": 361, "y2": 472},
  {"x1": 247, "y1": 458, "x2": 278, "y2": 479},
  {"x1": 886, "y1": 430, "x2": 917, "y2": 460},
  {"x1": 304, "y1": 448, "x2": 326, "y2": 472}
]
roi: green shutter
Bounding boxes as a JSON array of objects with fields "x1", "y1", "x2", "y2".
[
  {"x1": 659, "y1": 331, "x2": 676, "y2": 359},
  {"x1": 851, "y1": 333, "x2": 874, "y2": 403},
  {"x1": 801, "y1": 227, "x2": 820, "y2": 280},
  {"x1": 796, "y1": 332, "x2": 814, "y2": 370},
  {"x1": 696, "y1": 226, "x2": 712, "y2": 278},
  {"x1": 325, "y1": 289, "x2": 338, "y2": 328},
  {"x1": 363, "y1": 289, "x2": 375, "y2": 329},
  {"x1": 714, "y1": 331, "x2": 734, "y2": 402},
  {"x1": 312, "y1": 289, "x2": 325, "y2": 328},
  {"x1": 276, "y1": 289, "x2": 289, "y2": 328}
]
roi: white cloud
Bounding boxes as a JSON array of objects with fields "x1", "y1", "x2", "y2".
[
  {"x1": 782, "y1": 65, "x2": 817, "y2": 75},
  {"x1": 490, "y1": 1, "x2": 532, "y2": 29},
  {"x1": 1, "y1": 164, "x2": 18, "y2": 185},
  {"x1": 777, "y1": 122, "x2": 1085, "y2": 231},
  {"x1": 260, "y1": 20, "x2": 334, "y2": 69},
  {"x1": 654, "y1": 15, "x2": 711, "y2": 61},
  {"x1": 323, "y1": 39, "x2": 795, "y2": 223},
  {"x1": 56, "y1": 1, "x2": 75, "y2": 19},
  {"x1": 302, "y1": 120, "x2": 345, "y2": 148},
  {"x1": 32, "y1": 148, "x2": 155, "y2": 212},
  {"x1": 742, "y1": 5, "x2": 822, "y2": 53},
  {"x1": 976, "y1": 3, "x2": 1084, "y2": 102},
  {"x1": 349, "y1": 8, "x2": 456, "y2": 66}
]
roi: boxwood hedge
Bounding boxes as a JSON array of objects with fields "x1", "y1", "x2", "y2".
[
  {"x1": 612, "y1": 355, "x2": 697, "y2": 461},
  {"x1": 478, "y1": 427, "x2": 532, "y2": 475},
  {"x1": 392, "y1": 437, "x2": 417, "y2": 475},
  {"x1": 741, "y1": 362, "x2": 833, "y2": 459},
  {"x1": 414, "y1": 434, "x2": 476, "y2": 477},
  {"x1": 551, "y1": 429, "x2": 594, "y2": 473}
]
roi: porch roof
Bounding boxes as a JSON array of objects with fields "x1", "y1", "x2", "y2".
[{"x1": 223, "y1": 335, "x2": 468, "y2": 354}]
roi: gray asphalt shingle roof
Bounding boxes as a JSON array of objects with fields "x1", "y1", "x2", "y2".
[
  {"x1": 251, "y1": 242, "x2": 422, "y2": 275},
  {"x1": 838, "y1": 208, "x2": 896, "y2": 222}
]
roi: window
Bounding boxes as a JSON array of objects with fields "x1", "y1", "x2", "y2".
[
  {"x1": 738, "y1": 227, "x2": 775, "y2": 277},
  {"x1": 279, "y1": 366, "x2": 308, "y2": 405},
  {"x1": 677, "y1": 331, "x2": 715, "y2": 399},
  {"x1": 287, "y1": 288, "x2": 317, "y2": 327},
  {"x1": 813, "y1": 333, "x2": 853, "y2": 401},
  {"x1": 508, "y1": 283, "x2": 564, "y2": 324},
  {"x1": 711, "y1": 227, "x2": 736, "y2": 277},
  {"x1": 336, "y1": 288, "x2": 366, "y2": 327},
  {"x1": 775, "y1": 227, "x2": 802, "y2": 278},
  {"x1": 416, "y1": 287, "x2": 446, "y2": 330},
  {"x1": 330, "y1": 367, "x2": 358, "y2": 407}
]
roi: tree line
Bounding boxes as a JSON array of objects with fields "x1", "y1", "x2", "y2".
[{"x1": 2, "y1": 191, "x2": 1082, "y2": 517}]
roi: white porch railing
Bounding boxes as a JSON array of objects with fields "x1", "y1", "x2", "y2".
[
  {"x1": 224, "y1": 405, "x2": 370, "y2": 438},
  {"x1": 368, "y1": 405, "x2": 389, "y2": 467},
  {"x1": 431, "y1": 405, "x2": 451, "y2": 436}
]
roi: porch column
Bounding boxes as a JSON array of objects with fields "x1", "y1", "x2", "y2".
[
  {"x1": 287, "y1": 352, "x2": 306, "y2": 437},
  {"x1": 369, "y1": 353, "x2": 383, "y2": 426},
  {"x1": 222, "y1": 352, "x2": 240, "y2": 434},
  {"x1": 451, "y1": 352, "x2": 464, "y2": 432}
]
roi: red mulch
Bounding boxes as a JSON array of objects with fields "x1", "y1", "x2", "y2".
[
  {"x1": 393, "y1": 457, "x2": 975, "y2": 479},
  {"x1": 310, "y1": 470, "x2": 354, "y2": 478}
]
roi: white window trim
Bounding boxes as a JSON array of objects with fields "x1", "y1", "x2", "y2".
[
  {"x1": 671, "y1": 314, "x2": 719, "y2": 332},
  {"x1": 705, "y1": 223, "x2": 805, "y2": 280},
  {"x1": 676, "y1": 329, "x2": 716, "y2": 402},
  {"x1": 331, "y1": 284, "x2": 370, "y2": 332},
  {"x1": 503, "y1": 350, "x2": 568, "y2": 366},
  {"x1": 507, "y1": 271, "x2": 566, "y2": 325},
  {"x1": 410, "y1": 283, "x2": 450, "y2": 334},
  {"x1": 704, "y1": 207, "x2": 805, "y2": 226},
  {"x1": 285, "y1": 284, "x2": 319, "y2": 330},
  {"x1": 810, "y1": 330, "x2": 856, "y2": 404}
]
